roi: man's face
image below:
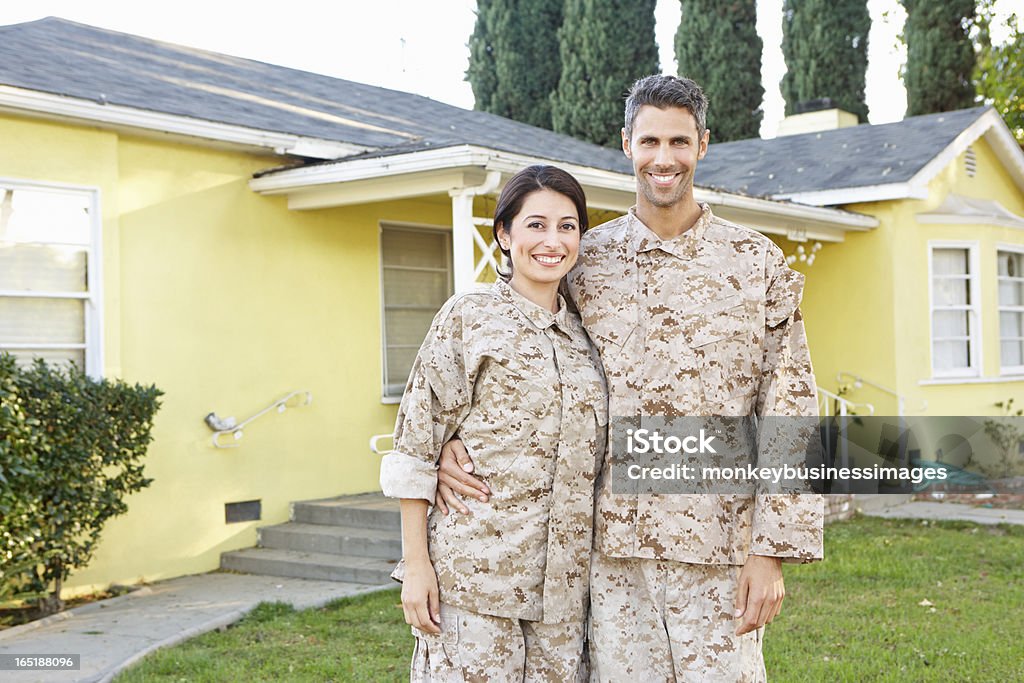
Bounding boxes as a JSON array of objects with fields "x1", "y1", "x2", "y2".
[{"x1": 622, "y1": 105, "x2": 709, "y2": 210}]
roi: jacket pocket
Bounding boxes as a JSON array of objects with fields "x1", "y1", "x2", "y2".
[{"x1": 682, "y1": 295, "x2": 757, "y2": 407}]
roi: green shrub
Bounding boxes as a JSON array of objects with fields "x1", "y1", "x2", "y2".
[{"x1": 0, "y1": 354, "x2": 162, "y2": 615}]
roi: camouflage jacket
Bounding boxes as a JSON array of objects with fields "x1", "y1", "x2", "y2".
[
  {"x1": 567, "y1": 205, "x2": 824, "y2": 565},
  {"x1": 380, "y1": 278, "x2": 608, "y2": 622}
]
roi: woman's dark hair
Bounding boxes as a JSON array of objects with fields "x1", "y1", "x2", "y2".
[{"x1": 492, "y1": 165, "x2": 589, "y2": 279}]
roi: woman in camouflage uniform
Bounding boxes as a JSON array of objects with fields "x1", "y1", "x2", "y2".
[{"x1": 380, "y1": 165, "x2": 608, "y2": 682}]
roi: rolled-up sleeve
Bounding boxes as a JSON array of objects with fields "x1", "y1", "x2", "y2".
[
  {"x1": 751, "y1": 249, "x2": 824, "y2": 562},
  {"x1": 379, "y1": 301, "x2": 473, "y2": 502}
]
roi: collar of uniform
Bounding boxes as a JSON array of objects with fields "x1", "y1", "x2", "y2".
[
  {"x1": 629, "y1": 203, "x2": 713, "y2": 259},
  {"x1": 492, "y1": 278, "x2": 571, "y2": 333}
]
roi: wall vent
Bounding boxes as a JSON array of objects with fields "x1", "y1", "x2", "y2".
[
  {"x1": 965, "y1": 146, "x2": 977, "y2": 177},
  {"x1": 225, "y1": 499, "x2": 261, "y2": 523}
]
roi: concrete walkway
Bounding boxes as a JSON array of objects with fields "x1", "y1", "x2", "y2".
[
  {"x1": 0, "y1": 573, "x2": 393, "y2": 683},
  {"x1": 1, "y1": 500, "x2": 1022, "y2": 683},
  {"x1": 863, "y1": 500, "x2": 1024, "y2": 525}
]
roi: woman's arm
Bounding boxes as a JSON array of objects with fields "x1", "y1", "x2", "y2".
[{"x1": 399, "y1": 498, "x2": 440, "y2": 633}]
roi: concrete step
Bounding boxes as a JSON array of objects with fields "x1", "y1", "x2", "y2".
[
  {"x1": 221, "y1": 547, "x2": 397, "y2": 585},
  {"x1": 292, "y1": 493, "x2": 400, "y2": 530},
  {"x1": 259, "y1": 522, "x2": 402, "y2": 559}
]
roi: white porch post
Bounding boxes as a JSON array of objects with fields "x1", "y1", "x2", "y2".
[
  {"x1": 449, "y1": 189, "x2": 476, "y2": 293},
  {"x1": 449, "y1": 171, "x2": 501, "y2": 293}
]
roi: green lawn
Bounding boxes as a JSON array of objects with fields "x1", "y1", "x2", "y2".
[{"x1": 117, "y1": 517, "x2": 1024, "y2": 682}]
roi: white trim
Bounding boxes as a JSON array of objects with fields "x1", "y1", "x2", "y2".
[
  {"x1": 251, "y1": 143, "x2": 877, "y2": 230},
  {"x1": 774, "y1": 182, "x2": 930, "y2": 206},
  {"x1": 995, "y1": 244, "x2": 1024, "y2": 376},
  {"x1": 0, "y1": 85, "x2": 367, "y2": 160},
  {"x1": 927, "y1": 241, "x2": 982, "y2": 379},
  {"x1": 0, "y1": 177, "x2": 103, "y2": 377},
  {"x1": 919, "y1": 375, "x2": 1024, "y2": 386},
  {"x1": 917, "y1": 194, "x2": 1024, "y2": 230}
]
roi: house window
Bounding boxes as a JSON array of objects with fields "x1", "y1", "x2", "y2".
[
  {"x1": 0, "y1": 182, "x2": 101, "y2": 376},
  {"x1": 998, "y1": 249, "x2": 1024, "y2": 373},
  {"x1": 929, "y1": 244, "x2": 979, "y2": 377},
  {"x1": 380, "y1": 224, "x2": 452, "y2": 400}
]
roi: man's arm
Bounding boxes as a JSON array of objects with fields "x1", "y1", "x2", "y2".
[{"x1": 435, "y1": 438, "x2": 489, "y2": 515}]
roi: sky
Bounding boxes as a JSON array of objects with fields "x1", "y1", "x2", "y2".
[{"x1": 0, "y1": 0, "x2": 1018, "y2": 140}]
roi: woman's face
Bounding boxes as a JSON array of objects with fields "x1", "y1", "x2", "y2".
[{"x1": 498, "y1": 189, "x2": 581, "y2": 287}]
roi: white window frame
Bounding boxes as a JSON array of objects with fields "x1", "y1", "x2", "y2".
[
  {"x1": 927, "y1": 241, "x2": 981, "y2": 379},
  {"x1": 378, "y1": 221, "x2": 453, "y2": 403},
  {"x1": 996, "y1": 243, "x2": 1024, "y2": 376},
  {"x1": 0, "y1": 177, "x2": 103, "y2": 378}
]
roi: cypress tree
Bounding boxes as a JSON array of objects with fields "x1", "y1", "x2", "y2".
[
  {"x1": 901, "y1": 0, "x2": 977, "y2": 115},
  {"x1": 781, "y1": 0, "x2": 870, "y2": 121},
  {"x1": 466, "y1": 0, "x2": 564, "y2": 130},
  {"x1": 551, "y1": 0, "x2": 660, "y2": 148},
  {"x1": 676, "y1": 0, "x2": 763, "y2": 142},
  {"x1": 467, "y1": 1, "x2": 499, "y2": 116}
]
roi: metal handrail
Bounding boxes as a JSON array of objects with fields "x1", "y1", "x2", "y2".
[
  {"x1": 206, "y1": 391, "x2": 312, "y2": 449},
  {"x1": 818, "y1": 387, "x2": 874, "y2": 417},
  {"x1": 836, "y1": 371, "x2": 927, "y2": 416},
  {"x1": 369, "y1": 433, "x2": 394, "y2": 454}
]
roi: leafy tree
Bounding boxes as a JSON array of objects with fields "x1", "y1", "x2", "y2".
[
  {"x1": 901, "y1": 0, "x2": 977, "y2": 115},
  {"x1": 974, "y1": 5, "x2": 1023, "y2": 143},
  {"x1": 551, "y1": 0, "x2": 660, "y2": 148},
  {"x1": 781, "y1": 0, "x2": 870, "y2": 121},
  {"x1": 466, "y1": 0, "x2": 563, "y2": 130},
  {"x1": 676, "y1": 0, "x2": 763, "y2": 141}
]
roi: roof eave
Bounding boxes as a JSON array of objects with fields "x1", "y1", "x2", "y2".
[
  {"x1": 251, "y1": 143, "x2": 878, "y2": 236},
  {"x1": 0, "y1": 84, "x2": 369, "y2": 160}
]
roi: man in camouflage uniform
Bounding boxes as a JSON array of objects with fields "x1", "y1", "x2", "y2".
[{"x1": 437, "y1": 75, "x2": 823, "y2": 682}]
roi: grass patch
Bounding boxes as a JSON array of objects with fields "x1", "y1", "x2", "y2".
[
  {"x1": 115, "y1": 589, "x2": 409, "y2": 682},
  {"x1": 764, "y1": 517, "x2": 1024, "y2": 682},
  {"x1": 117, "y1": 517, "x2": 1024, "y2": 682}
]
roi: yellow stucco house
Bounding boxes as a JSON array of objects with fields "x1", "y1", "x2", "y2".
[{"x1": 1, "y1": 18, "x2": 1022, "y2": 596}]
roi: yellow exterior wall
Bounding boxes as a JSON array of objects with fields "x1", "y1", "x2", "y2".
[{"x1": 1, "y1": 114, "x2": 458, "y2": 596}]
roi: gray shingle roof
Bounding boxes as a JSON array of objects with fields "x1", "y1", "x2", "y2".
[
  {"x1": 695, "y1": 107, "x2": 991, "y2": 198},
  {"x1": 0, "y1": 17, "x2": 631, "y2": 173}
]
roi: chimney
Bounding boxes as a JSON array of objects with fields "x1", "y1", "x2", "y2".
[{"x1": 777, "y1": 98, "x2": 859, "y2": 137}]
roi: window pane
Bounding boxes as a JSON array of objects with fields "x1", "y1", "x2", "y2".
[
  {"x1": 381, "y1": 226, "x2": 452, "y2": 397},
  {"x1": 382, "y1": 269, "x2": 449, "y2": 307},
  {"x1": 933, "y1": 277, "x2": 969, "y2": 306},
  {"x1": 381, "y1": 229, "x2": 448, "y2": 268},
  {"x1": 933, "y1": 339, "x2": 969, "y2": 370},
  {"x1": 998, "y1": 251, "x2": 1023, "y2": 278},
  {"x1": 0, "y1": 297, "x2": 85, "y2": 344},
  {"x1": 1000, "y1": 311, "x2": 1024, "y2": 338},
  {"x1": 1001, "y1": 340, "x2": 1024, "y2": 368},
  {"x1": 4, "y1": 348, "x2": 84, "y2": 369},
  {"x1": 932, "y1": 248, "x2": 968, "y2": 276},
  {"x1": 933, "y1": 310, "x2": 968, "y2": 337},
  {"x1": 0, "y1": 188, "x2": 90, "y2": 246},
  {"x1": 0, "y1": 243, "x2": 88, "y2": 292},
  {"x1": 385, "y1": 346, "x2": 419, "y2": 392},
  {"x1": 385, "y1": 309, "x2": 441, "y2": 348},
  {"x1": 999, "y1": 279, "x2": 1024, "y2": 307}
]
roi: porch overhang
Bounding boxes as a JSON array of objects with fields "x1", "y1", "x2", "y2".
[{"x1": 249, "y1": 143, "x2": 878, "y2": 242}]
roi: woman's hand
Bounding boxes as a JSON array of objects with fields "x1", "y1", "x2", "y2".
[{"x1": 401, "y1": 556, "x2": 441, "y2": 633}]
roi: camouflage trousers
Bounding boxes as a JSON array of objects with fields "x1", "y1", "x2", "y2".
[
  {"x1": 589, "y1": 552, "x2": 767, "y2": 682},
  {"x1": 409, "y1": 602, "x2": 588, "y2": 682}
]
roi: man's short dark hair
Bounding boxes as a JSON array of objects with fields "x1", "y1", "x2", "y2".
[{"x1": 624, "y1": 75, "x2": 708, "y2": 140}]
